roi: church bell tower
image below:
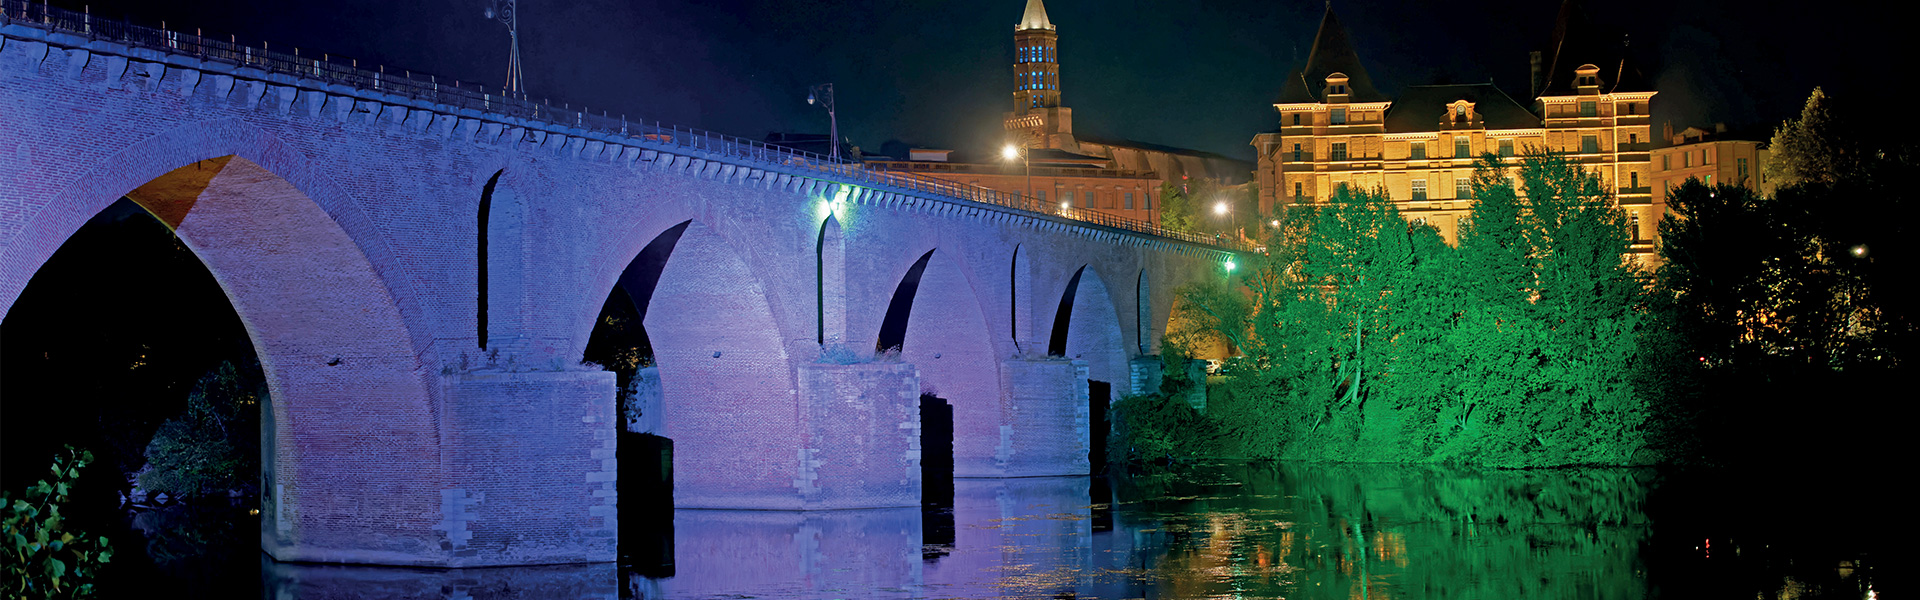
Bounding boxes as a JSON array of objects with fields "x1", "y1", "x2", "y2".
[{"x1": 1006, "y1": 0, "x2": 1073, "y2": 149}]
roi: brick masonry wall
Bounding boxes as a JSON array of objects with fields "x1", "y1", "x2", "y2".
[
  {"x1": 438, "y1": 370, "x2": 617, "y2": 567},
  {"x1": 0, "y1": 24, "x2": 1224, "y2": 565},
  {"x1": 796, "y1": 362, "x2": 921, "y2": 509},
  {"x1": 994, "y1": 358, "x2": 1090, "y2": 477}
]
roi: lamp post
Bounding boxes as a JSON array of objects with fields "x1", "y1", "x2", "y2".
[
  {"x1": 807, "y1": 84, "x2": 839, "y2": 162},
  {"x1": 1002, "y1": 144, "x2": 1032, "y2": 206},
  {"x1": 483, "y1": 0, "x2": 523, "y2": 95}
]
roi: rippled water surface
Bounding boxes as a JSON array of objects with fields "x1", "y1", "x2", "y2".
[{"x1": 126, "y1": 462, "x2": 1890, "y2": 598}]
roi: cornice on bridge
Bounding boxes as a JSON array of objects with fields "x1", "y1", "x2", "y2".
[{"x1": 0, "y1": 17, "x2": 1238, "y2": 264}]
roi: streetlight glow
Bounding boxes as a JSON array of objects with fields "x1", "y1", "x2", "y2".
[
  {"x1": 1224, "y1": 259, "x2": 1236, "y2": 272},
  {"x1": 1214, "y1": 201, "x2": 1228, "y2": 215},
  {"x1": 1002, "y1": 145, "x2": 1020, "y2": 160}
]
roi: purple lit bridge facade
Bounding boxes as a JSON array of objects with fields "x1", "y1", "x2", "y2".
[{"x1": 0, "y1": 8, "x2": 1233, "y2": 568}]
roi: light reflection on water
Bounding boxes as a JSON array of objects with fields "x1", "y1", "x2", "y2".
[{"x1": 132, "y1": 462, "x2": 1883, "y2": 599}]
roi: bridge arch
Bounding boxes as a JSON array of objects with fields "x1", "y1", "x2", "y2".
[
  {"x1": 0, "y1": 121, "x2": 440, "y2": 563},
  {"x1": 586, "y1": 215, "x2": 803, "y2": 509},
  {"x1": 1046, "y1": 265, "x2": 1129, "y2": 405}
]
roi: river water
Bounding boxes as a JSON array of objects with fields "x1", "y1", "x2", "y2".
[{"x1": 116, "y1": 461, "x2": 1888, "y2": 599}]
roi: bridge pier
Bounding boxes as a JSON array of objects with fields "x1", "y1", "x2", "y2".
[
  {"x1": 672, "y1": 362, "x2": 922, "y2": 510},
  {"x1": 955, "y1": 358, "x2": 1090, "y2": 478}
]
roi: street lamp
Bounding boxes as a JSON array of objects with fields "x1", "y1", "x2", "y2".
[
  {"x1": 1002, "y1": 144, "x2": 1032, "y2": 205},
  {"x1": 483, "y1": 0, "x2": 524, "y2": 95},
  {"x1": 807, "y1": 84, "x2": 839, "y2": 162}
]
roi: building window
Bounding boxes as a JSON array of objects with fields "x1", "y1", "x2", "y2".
[
  {"x1": 1292, "y1": 143, "x2": 1302, "y2": 162},
  {"x1": 1630, "y1": 133, "x2": 1639, "y2": 145},
  {"x1": 1662, "y1": 155, "x2": 1670, "y2": 171},
  {"x1": 1456, "y1": 178, "x2": 1472, "y2": 200},
  {"x1": 1331, "y1": 142, "x2": 1348, "y2": 161},
  {"x1": 1499, "y1": 139, "x2": 1514, "y2": 157},
  {"x1": 1332, "y1": 108, "x2": 1347, "y2": 125},
  {"x1": 1630, "y1": 214, "x2": 1641, "y2": 241},
  {"x1": 1037, "y1": 190, "x2": 1046, "y2": 202},
  {"x1": 1705, "y1": 174, "x2": 1713, "y2": 185},
  {"x1": 1630, "y1": 171, "x2": 1638, "y2": 189},
  {"x1": 1625, "y1": 102, "x2": 1636, "y2": 115},
  {"x1": 1704, "y1": 149, "x2": 1714, "y2": 165},
  {"x1": 1084, "y1": 191, "x2": 1095, "y2": 207},
  {"x1": 1580, "y1": 101, "x2": 1597, "y2": 117},
  {"x1": 1294, "y1": 182, "x2": 1304, "y2": 202},
  {"x1": 1412, "y1": 179, "x2": 1428, "y2": 200},
  {"x1": 1455, "y1": 136, "x2": 1469, "y2": 158},
  {"x1": 1582, "y1": 135, "x2": 1599, "y2": 154},
  {"x1": 1684, "y1": 152, "x2": 1692, "y2": 168},
  {"x1": 1738, "y1": 157, "x2": 1749, "y2": 181},
  {"x1": 1292, "y1": 113, "x2": 1301, "y2": 126},
  {"x1": 1411, "y1": 142, "x2": 1427, "y2": 160},
  {"x1": 1124, "y1": 192, "x2": 1134, "y2": 209}
]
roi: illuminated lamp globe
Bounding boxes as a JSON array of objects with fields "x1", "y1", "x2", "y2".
[
  {"x1": 1214, "y1": 202, "x2": 1228, "y2": 215},
  {"x1": 1002, "y1": 145, "x2": 1020, "y2": 160},
  {"x1": 1851, "y1": 244, "x2": 1869, "y2": 258}
]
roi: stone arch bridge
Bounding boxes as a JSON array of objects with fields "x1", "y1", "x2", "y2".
[{"x1": 0, "y1": 11, "x2": 1234, "y2": 567}]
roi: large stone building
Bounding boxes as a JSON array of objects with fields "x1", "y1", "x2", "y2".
[
  {"x1": 1651, "y1": 125, "x2": 1774, "y2": 200},
  {"x1": 867, "y1": 0, "x2": 1249, "y2": 224},
  {"x1": 1251, "y1": 2, "x2": 1658, "y2": 261}
]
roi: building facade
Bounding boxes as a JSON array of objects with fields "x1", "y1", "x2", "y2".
[
  {"x1": 1650, "y1": 126, "x2": 1774, "y2": 202},
  {"x1": 1251, "y1": 2, "x2": 1658, "y2": 262}
]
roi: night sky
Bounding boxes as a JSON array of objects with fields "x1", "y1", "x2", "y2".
[{"x1": 59, "y1": 0, "x2": 1899, "y2": 161}]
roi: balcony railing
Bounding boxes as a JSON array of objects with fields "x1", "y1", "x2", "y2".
[{"x1": 0, "y1": 0, "x2": 1253, "y2": 252}]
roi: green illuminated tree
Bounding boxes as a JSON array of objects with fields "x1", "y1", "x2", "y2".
[
  {"x1": 139, "y1": 361, "x2": 263, "y2": 500},
  {"x1": 2, "y1": 446, "x2": 114, "y2": 598}
]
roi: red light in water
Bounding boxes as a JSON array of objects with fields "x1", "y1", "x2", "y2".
[{"x1": 1704, "y1": 538, "x2": 1711, "y2": 558}]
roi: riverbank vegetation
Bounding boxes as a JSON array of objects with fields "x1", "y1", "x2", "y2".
[{"x1": 1122, "y1": 89, "x2": 1911, "y2": 469}]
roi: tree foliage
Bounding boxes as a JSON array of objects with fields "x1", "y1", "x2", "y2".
[
  {"x1": 139, "y1": 362, "x2": 263, "y2": 500},
  {"x1": 1154, "y1": 151, "x2": 1668, "y2": 467},
  {"x1": 1157, "y1": 179, "x2": 1259, "y2": 236},
  {"x1": 1659, "y1": 88, "x2": 1916, "y2": 465},
  {"x1": 2, "y1": 446, "x2": 113, "y2": 598}
]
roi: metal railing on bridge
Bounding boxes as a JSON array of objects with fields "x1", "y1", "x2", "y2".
[{"x1": 1, "y1": 1, "x2": 1254, "y2": 252}]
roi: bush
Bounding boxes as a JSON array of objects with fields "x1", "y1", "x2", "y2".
[
  {"x1": 139, "y1": 361, "x2": 263, "y2": 500},
  {"x1": 2, "y1": 446, "x2": 113, "y2": 598},
  {"x1": 1109, "y1": 394, "x2": 1219, "y2": 466}
]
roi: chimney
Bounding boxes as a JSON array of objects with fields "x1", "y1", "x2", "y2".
[
  {"x1": 1529, "y1": 50, "x2": 1544, "y2": 98},
  {"x1": 1714, "y1": 122, "x2": 1728, "y2": 134},
  {"x1": 1662, "y1": 122, "x2": 1674, "y2": 144}
]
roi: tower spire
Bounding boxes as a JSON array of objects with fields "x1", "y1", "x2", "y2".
[
  {"x1": 1018, "y1": 0, "x2": 1054, "y2": 31},
  {"x1": 1012, "y1": 0, "x2": 1061, "y2": 112}
]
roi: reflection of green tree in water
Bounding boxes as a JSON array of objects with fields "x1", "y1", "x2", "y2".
[{"x1": 1118, "y1": 462, "x2": 1652, "y2": 599}]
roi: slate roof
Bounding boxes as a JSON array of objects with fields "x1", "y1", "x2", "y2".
[
  {"x1": 1275, "y1": 7, "x2": 1387, "y2": 104},
  {"x1": 1384, "y1": 84, "x2": 1541, "y2": 133},
  {"x1": 1536, "y1": 0, "x2": 1651, "y2": 97}
]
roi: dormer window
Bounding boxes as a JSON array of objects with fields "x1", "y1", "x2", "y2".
[
  {"x1": 1325, "y1": 73, "x2": 1351, "y2": 99},
  {"x1": 1574, "y1": 64, "x2": 1601, "y2": 89},
  {"x1": 1448, "y1": 100, "x2": 1476, "y2": 124}
]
